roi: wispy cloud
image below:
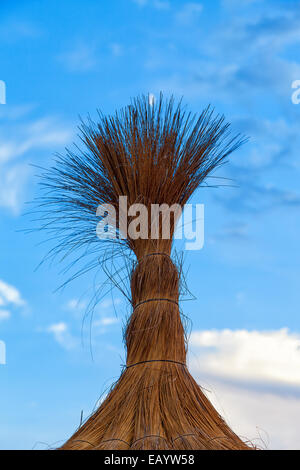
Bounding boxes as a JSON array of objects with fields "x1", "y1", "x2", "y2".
[
  {"x1": 132, "y1": 0, "x2": 170, "y2": 9},
  {"x1": 232, "y1": 8, "x2": 300, "y2": 51},
  {"x1": 209, "y1": 223, "x2": 249, "y2": 242},
  {"x1": 110, "y1": 42, "x2": 123, "y2": 57},
  {"x1": 175, "y1": 2, "x2": 203, "y2": 24},
  {"x1": 0, "y1": 117, "x2": 71, "y2": 164},
  {"x1": 58, "y1": 43, "x2": 97, "y2": 72},
  {"x1": 149, "y1": 9, "x2": 300, "y2": 214},
  {"x1": 0, "y1": 104, "x2": 36, "y2": 121},
  {"x1": 222, "y1": 0, "x2": 263, "y2": 6},
  {"x1": 215, "y1": 180, "x2": 300, "y2": 214},
  {"x1": 207, "y1": 115, "x2": 300, "y2": 214},
  {"x1": 148, "y1": 2, "x2": 300, "y2": 109},
  {"x1": 0, "y1": 20, "x2": 41, "y2": 42},
  {"x1": 93, "y1": 298, "x2": 122, "y2": 333},
  {"x1": 65, "y1": 298, "x2": 87, "y2": 312},
  {"x1": 0, "y1": 114, "x2": 72, "y2": 213},
  {"x1": 0, "y1": 279, "x2": 26, "y2": 321},
  {"x1": 0, "y1": 310, "x2": 10, "y2": 321},
  {"x1": 152, "y1": 0, "x2": 170, "y2": 10},
  {"x1": 0, "y1": 163, "x2": 30, "y2": 214},
  {"x1": 46, "y1": 322, "x2": 78, "y2": 350},
  {"x1": 96, "y1": 316, "x2": 119, "y2": 326},
  {"x1": 0, "y1": 279, "x2": 25, "y2": 307},
  {"x1": 99, "y1": 298, "x2": 122, "y2": 309},
  {"x1": 132, "y1": 0, "x2": 148, "y2": 6}
]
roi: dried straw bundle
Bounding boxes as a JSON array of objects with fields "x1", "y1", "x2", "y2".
[{"x1": 38, "y1": 95, "x2": 251, "y2": 450}]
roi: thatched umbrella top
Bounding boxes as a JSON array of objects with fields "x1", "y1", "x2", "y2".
[{"x1": 36, "y1": 94, "x2": 251, "y2": 450}]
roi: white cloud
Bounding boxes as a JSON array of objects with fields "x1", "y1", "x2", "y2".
[
  {"x1": 97, "y1": 316, "x2": 119, "y2": 326},
  {"x1": 46, "y1": 322, "x2": 78, "y2": 350},
  {"x1": 66, "y1": 293, "x2": 121, "y2": 314},
  {"x1": 197, "y1": 380, "x2": 300, "y2": 450},
  {"x1": 188, "y1": 328, "x2": 300, "y2": 449},
  {"x1": 0, "y1": 309, "x2": 10, "y2": 321},
  {"x1": 0, "y1": 340, "x2": 6, "y2": 365},
  {"x1": 0, "y1": 163, "x2": 30, "y2": 214},
  {"x1": 0, "y1": 279, "x2": 25, "y2": 307},
  {"x1": 190, "y1": 328, "x2": 300, "y2": 387},
  {"x1": 99, "y1": 298, "x2": 122, "y2": 309},
  {"x1": 83, "y1": 298, "x2": 123, "y2": 333},
  {"x1": 48, "y1": 322, "x2": 67, "y2": 334},
  {"x1": 0, "y1": 280, "x2": 25, "y2": 322},
  {"x1": 66, "y1": 298, "x2": 87, "y2": 312}
]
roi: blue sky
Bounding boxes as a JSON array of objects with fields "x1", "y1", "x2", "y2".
[{"x1": 1, "y1": 0, "x2": 300, "y2": 449}]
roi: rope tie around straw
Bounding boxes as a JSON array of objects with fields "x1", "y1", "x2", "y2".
[
  {"x1": 133, "y1": 297, "x2": 179, "y2": 312},
  {"x1": 126, "y1": 359, "x2": 187, "y2": 369}
]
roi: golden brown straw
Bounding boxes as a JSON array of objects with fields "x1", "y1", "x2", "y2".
[{"x1": 37, "y1": 94, "x2": 252, "y2": 450}]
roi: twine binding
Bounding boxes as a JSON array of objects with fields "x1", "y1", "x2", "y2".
[
  {"x1": 133, "y1": 297, "x2": 179, "y2": 312},
  {"x1": 126, "y1": 359, "x2": 186, "y2": 369}
]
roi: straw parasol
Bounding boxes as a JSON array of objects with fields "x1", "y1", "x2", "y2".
[{"x1": 37, "y1": 94, "x2": 252, "y2": 450}]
